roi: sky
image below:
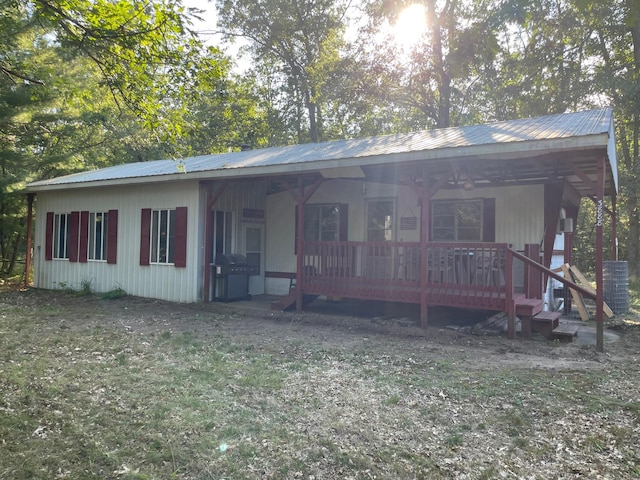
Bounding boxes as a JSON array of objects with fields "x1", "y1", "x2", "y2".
[{"x1": 183, "y1": 0, "x2": 219, "y2": 45}]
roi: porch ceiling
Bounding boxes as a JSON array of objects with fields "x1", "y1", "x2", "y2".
[{"x1": 360, "y1": 146, "x2": 615, "y2": 199}]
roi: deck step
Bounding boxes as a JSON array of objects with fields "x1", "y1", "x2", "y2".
[
  {"x1": 515, "y1": 298, "x2": 544, "y2": 318},
  {"x1": 530, "y1": 311, "x2": 562, "y2": 339},
  {"x1": 271, "y1": 287, "x2": 296, "y2": 310},
  {"x1": 551, "y1": 323, "x2": 580, "y2": 342},
  {"x1": 271, "y1": 288, "x2": 318, "y2": 311}
]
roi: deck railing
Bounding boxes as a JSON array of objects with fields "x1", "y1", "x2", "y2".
[{"x1": 301, "y1": 241, "x2": 513, "y2": 310}]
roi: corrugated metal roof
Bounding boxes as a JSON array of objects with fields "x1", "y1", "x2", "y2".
[{"x1": 27, "y1": 108, "x2": 615, "y2": 190}]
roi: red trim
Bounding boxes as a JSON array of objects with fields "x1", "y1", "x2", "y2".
[
  {"x1": 107, "y1": 210, "x2": 118, "y2": 264},
  {"x1": 140, "y1": 208, "x2": 151, "y2": 266},
  {"x1": 174, "y1": 207, "x2": 188, "y2": 268},
  {"x1": 69, "y1": 211, "x2": 80, "y2": 262},
  {"x1": 79, "y1": 211, "x2": 89, "y2": 263},
  {"x1": 45, "y1": 212, "x2": 54, "y2": 261}
]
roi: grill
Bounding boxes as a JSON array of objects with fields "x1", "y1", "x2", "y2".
[{"x1": 211, "y1": 254, "x2": 257, "y2": 302}]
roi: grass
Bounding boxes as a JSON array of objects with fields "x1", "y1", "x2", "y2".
[{"x1": 1, "y1": 288, "x2": 640, "y2": 478}]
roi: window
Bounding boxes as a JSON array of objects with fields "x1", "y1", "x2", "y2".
[
  {"x1": 151, "y1": 209, "x2": 176, "y2": 264},
  {"x1": 89, "y1": 212, "x2": 109, "y2": 261},
  {"x1": 140, "y1": 207, "x2": 187, "y2": 267},
  {"x1": 432, "y1": 200, "x2": 483, "y2": 241},
  {"x1": 53, "y1": 213, "x2": 70, "y2": 259},
  {"x1": 45, "y1": 209, "x2": 118, "y2": 263},
  {"x1": 367, "y1": 200, "x2": 394, "y2": 241},
  {"x1": 304, "y1": 204, "x2": 340, "y2": 241},
  {"x1": 294, "y1": 204, "x2": 347, "y2": 253},
  {"x1": 212, "y1": 210, "x2": 233, "y2": 259}
]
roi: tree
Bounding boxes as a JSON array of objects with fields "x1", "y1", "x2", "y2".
[
  {"x1": 216, "y1": 0, "x2": 351, "y2": 143},
  {"x1": 0, "y1": 0, "x2": 244, "y2": 278}
]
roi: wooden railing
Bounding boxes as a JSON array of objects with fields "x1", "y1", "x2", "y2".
[{"x1": 301, "y1": 241, "x2": 513, "y2": 310}]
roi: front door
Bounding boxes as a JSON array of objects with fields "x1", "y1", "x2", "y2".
[{"x1": 244, "y1": 223, "x2": 265, "y2": 295}]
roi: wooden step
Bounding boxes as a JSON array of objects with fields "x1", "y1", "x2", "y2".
[
  {"x1": 271, "y1": 288, "x2": 297, "y2": 311},
  {"x1": 515, "y1": 298, "x2": 544, "y2": 318},
  {"x1": 271, "y1": 288, "x2": 319, "y2": 311},
  {"x1": 530, "y1": 311, "x2": 561, "y2": 339},
  {"x1": 551, "y1": 323, "x2": 580, "y2": 343}
]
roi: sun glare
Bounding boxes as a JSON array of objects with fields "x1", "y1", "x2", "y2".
[{"x1": 393, "y1": 3, "x2": 428, "y2": 49}]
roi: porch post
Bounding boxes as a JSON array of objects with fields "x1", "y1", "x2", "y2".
[
  {"x1": 295, "y1": 180, "x2": 305, "y2": 313},
  {"x1": 24, "y1": 193, "x2": 35, "y2": 288},
  {"x1": 419, "y1": 189, "x2": 429, "y2": 328},
  {"x1": 611, "y1": 192, "x2": 618, "y2": 260},
  {"x1": 595, "y1": 156, "x2": 605, "y2": 352}
]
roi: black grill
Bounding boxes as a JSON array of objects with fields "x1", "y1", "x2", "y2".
[{"x1": 212, "y1": 254, "x2": 256, "y2": 301}]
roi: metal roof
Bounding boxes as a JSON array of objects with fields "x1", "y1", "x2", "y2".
[{"x1": 26, "y1": 108, "x2": 617, "y2": 192}]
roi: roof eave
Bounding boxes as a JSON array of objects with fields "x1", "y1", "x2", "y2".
[{"x1": 24, "y1": 133, "x2": 613, "y2": 193}]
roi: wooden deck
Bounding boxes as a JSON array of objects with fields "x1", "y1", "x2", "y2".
[{"x1": 301, "y1": 241, "x2": 512, "y2": 312}]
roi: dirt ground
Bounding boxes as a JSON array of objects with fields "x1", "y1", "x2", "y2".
[
  {"x1": 14, "y1": 288, "x2": 639, "y2": 371},
  {"x1": 3, "y1": 287, "x2": 640, "y2": 479}
]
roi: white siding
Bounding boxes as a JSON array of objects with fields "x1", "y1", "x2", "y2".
[
  {"x1": 34, "y1": 181, "x2": 202, "y2": 302},
  {"x1": 34, "y1": 179, "x2": 269, "y2": 302}
]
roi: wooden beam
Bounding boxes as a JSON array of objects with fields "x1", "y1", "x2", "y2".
[
  {"x1": 564, "y1": 161, "x2": 597, "y2": 195},
  {"x1": 569, "y1": 265, "x2": 614, "y2": 318},
  {"x1": 595, "y1": 156, "x2": 605, "y2": 351},
  {"x1": 611, "y1": 191, "x2": 618, "y2": 260},
  {"x1": 295, "y1": 177, "x2": 305, "y2": 312},
  {"x1": 561, "y1": 264, "x2": 590, "y2": 321}
]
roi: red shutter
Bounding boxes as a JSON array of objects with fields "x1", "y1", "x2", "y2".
[
  {"x1": 107, "y1": 209, "x2": 118, "y2": 264},
  {"x1": 79, "y1": 211, "x2": 89, "y2": 263},
  {"x1": 140, "y1": 208, "x2": 151, "y2": 266},
  {"x1": 45, "y1": 212, "x2": 54, "y2": 260},
  {"x1": 174, "y1": 207, "x2": 188, "y2": 268},
  {"x1": 69, "y1": 211, "x2": 80, "y2": 262},
  {"x1": 483, "y1": 198, "x2": 496, "y2": 242}
]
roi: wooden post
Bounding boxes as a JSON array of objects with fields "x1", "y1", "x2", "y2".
[
  {"x1": 295, "y1": 180, "x2": 305, "y2": 313},
  {"x1": 505, "y1": 247, "x2": 516, "y2": 339},
  {"x1": 24, "y1": 193, "x2": 35, "y2": 288},
  {"x1": 611, "y1": 192, "x2": 618, "y2": 260},
  {"x1": 595, "y1": 156, "x2": 605, "y2": 352},
  {"x1": 420, "y1": 191, "x2": 429, "y2": 328}
]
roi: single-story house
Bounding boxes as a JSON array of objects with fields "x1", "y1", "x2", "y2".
[{"x1": 24, "y1": 108, "x2": 618, "y2": 341}]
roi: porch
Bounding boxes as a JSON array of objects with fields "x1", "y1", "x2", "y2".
[{"x1": 277, "y1": 240, "x2": 597, "y2": 340}]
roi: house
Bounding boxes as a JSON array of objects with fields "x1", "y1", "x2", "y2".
[{"x1": 24, "y1": 108, "x2": 618, "y2": 342}]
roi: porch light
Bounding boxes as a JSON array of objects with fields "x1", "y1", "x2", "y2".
[{"x1": 463, "y1": 177, "x2": 475, "y2": 190}]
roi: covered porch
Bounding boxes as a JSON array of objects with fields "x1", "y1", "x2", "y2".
[{"x1": 269, "y1": 109, "x2": 618, "y2": 349}]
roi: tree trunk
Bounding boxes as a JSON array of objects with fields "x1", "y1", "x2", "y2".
[
  {"x1": 425, "y1": 0, "x2": 451, "y2": 128},
  {"x1": 5, "y1": 232, "x2": 22, "y2": 277}
]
